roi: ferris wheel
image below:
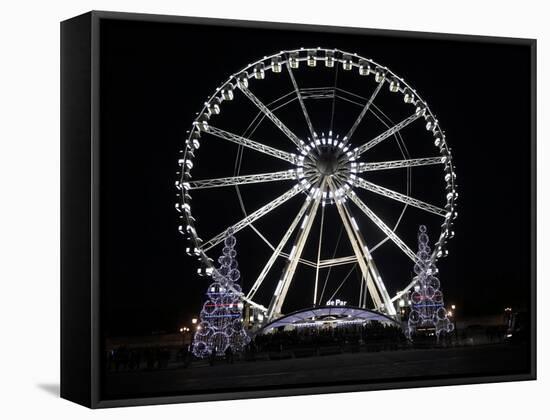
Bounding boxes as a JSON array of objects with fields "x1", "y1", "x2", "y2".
[{"x1": 176, "y1": 48, "x2": 458, "y2": 322}]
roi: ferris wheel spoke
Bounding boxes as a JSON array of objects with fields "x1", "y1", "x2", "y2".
[
  {"x1": 355, "y1": 156, "x2": 443, "y2": 173},
  {"x1": 188, "y1": 170, "x2": 297, "y2": 190},
  {"x1": 353, "y1": 177, "x2": 447, "y2": 217},
  {"x1": 390, "y1": 279, "x2": 418, "y2": 303},
  {"x1": 353, "y1": 112, "x2": 421, "y2": 157},
  {"x1": 205, "y1": 125, "x2": 297, "y2": 164},
  {"x1": 241, "y1": 90, "x2": 297, "y2": 139},
  {"x1": 238, "y1": 85, "x2": 303, "y2": 149},
  {"x1": 201, "y1": 185, "x2": 304, "y2": 252},
  {"x1": 267, "y1": 180, "x2": 325, "y2": 320},
  {"x1": 247, "y1": 196, "x2": 311, "y2": 300},
  {"x1": 318, "y1": 224, "x2": 344, "y2": 305},
  {"x1": 329, "y1": 63, "x2": 339, "y2": 133},
  {"x1": 286, "y1": 62, "x2": 316, "y2": 139},
  {"x1": 346, "y1": 190, "x2": 418, "y2": 263},
  {"x1": 344, "y1": 80, "x2": 384, "y2": 143},
  {"x1": 326, "y1": 263, "x2": 357, "y2": 304}
]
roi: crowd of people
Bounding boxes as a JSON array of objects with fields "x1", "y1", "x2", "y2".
[
  {"x1": 105, "y1": 319, "x2": 519, "y2": 372},
  {"x1": 105, "y1": 322, "x2": 406, "y2": 371},
  {"x1": 106, "y1": 346, "x2": 174, "y2": 371},
  {"x1": 251, "y1": 321, "x2": 406, "y2": 355}
]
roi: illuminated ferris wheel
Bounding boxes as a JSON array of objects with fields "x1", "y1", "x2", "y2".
[{"x1": 176, "y1": 48, "x2": 458, "y2": 323}]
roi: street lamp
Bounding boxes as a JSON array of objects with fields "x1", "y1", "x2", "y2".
[
  {"x1": 448, "y1": 305, "x2": 458, "y2": 340},
  {"x1": 191, "y1": 318, "x2": 198, "y2": 325},
  {"x1": 179, "y1": 326, "x2": 190, "y2": 346}
]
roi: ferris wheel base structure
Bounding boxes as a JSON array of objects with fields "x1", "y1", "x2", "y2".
[
  {"x1": 244, "y1": 297, "x2": 406, "y2": 331},
  {"x1": 252, "y1": 305, "x2": 403, "y2": 334}
]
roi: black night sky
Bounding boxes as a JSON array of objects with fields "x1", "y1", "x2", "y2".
[{"x1": 99, "y1": 17, "x2": 533, "y2": 338}]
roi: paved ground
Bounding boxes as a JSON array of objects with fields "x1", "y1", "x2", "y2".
[{"x1": 103, "y1": 343, "x2": 530, "y2": 399}]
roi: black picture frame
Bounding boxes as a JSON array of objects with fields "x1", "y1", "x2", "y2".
[{"x1": 61, "y1": 10, "x2": 537, "y2": 408}]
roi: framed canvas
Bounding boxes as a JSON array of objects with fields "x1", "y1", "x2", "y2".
[{"x1": 60, "y1": 11, "x2": 536, "y2": 408}]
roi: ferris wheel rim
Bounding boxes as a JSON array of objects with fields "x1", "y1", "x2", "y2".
[{"x1": 177, "y1": 47, "x2": 458, "y2": 317}]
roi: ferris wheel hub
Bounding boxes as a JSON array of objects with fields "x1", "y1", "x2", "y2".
[{"x1": 315, "y1": 149, "x2": 340, "y2": 175}]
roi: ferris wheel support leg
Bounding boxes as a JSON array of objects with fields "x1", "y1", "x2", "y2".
[
  {"x1": 267, "y1": 182, "x2": 325, "y2": 320},
  {"x1": 247, "y1": 196, "x2": 311, "y2": 301},
  {"x1": 358, "y1": 274, "x2": 364, "y2": 308},
  {"x1": 362, "y1": 275, "x2": 369, "y2": 309},
  {"x1": 340, "y1": 200, "x2": 396, "y2": 316},
  {"x1": 362, "y1": 277, "x2": 368, "y2": 308},
  {"x1": 328, "y1": 179, "x2": 382, "y2": 310}
]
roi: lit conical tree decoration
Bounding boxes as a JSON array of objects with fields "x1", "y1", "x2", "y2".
[
  {"x1": 407, "y1": 225, "x2": 454, "y2": 339},
  {"x1": 192, "y1": 228, "x2": 250, "y2": 358}
]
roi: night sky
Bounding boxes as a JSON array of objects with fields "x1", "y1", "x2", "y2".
[{"x1": 99, "y1": 17, "x2": 533, "y2": 337}]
